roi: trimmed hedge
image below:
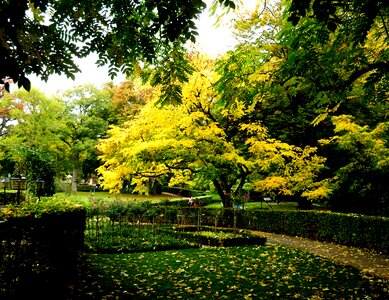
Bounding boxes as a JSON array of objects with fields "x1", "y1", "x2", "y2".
[
  {"x1": 161, "y1": 208, "x2": 389, "y2": 254},
  {"x1": 83, "y1": 196, "x2": 388, "y2": 254},
  {"x1": 0, "y1": 201, "x2": 86, "y2": 299},
  {"x1": 167, "y1": 226, "x2": 266, "y2": 247}
]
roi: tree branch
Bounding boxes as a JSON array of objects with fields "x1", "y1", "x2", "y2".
[{"x1": 341, "y1": 61, "x2": 388, "y2": 89}]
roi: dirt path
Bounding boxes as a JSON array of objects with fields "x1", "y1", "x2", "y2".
[{"x1": 256, "y1": 231, "x2": 389, "y2": 280}]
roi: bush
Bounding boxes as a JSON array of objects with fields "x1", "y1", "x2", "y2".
[
  {"x1": 84, "y1": 224, "x2": 197, "y2": 253},
  {"x1": 81, "y1": 198, "x2": 389, "y2": 254},
  {"x1": 246, "y1": 210, "x2": 389, "y2": 253},
  {"x1": 166, "y1": 226, "x2": 266, "y2": 247},
  {"x1": 145, "y1": 207, "x2": 389, "y2": 254},
  {"x1": 0, "y1": 198, "x2": 86, "y2": 299}
]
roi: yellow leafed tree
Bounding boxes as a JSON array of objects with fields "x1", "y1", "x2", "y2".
[{"x1": 98, "y1": 52, "x2": 330, "y2": 207}]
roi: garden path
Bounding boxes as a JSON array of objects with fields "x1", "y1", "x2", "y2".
[{"x1": 255, "y1": 231, "x2": 389, "y2": 280}]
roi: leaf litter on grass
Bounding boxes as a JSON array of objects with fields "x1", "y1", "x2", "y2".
[{"x1": 77, "y1": 245, "x2": 388, "y2": 299}]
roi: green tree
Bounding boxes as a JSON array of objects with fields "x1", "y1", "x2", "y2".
[
  {"x1": 61, "y1": 84, "x2": 115, "y2": 191},
  {"x1": 2, "y1": 89, "x2": 66, "y2": 151},
  {"x1": 214, "y1": 0, "x2": 329, "y2": 152},
  {"x1": 199, "y1": 0, "x2": 389, "y2": 215},
  {"x1": 0, "y1": 88, "x2": 66, "y2": 195},
  {"x1": 23, "y1": 148, "x2": 56, "y2": 196},
  {"x1": 319, "y1": 116, "x2": 389, "y2": 215},
  {"x1": 278, "y1": 1, "x2": 388, "y2": 213},
  {"x1": 287, "y1": 0, "x2": 388, "y2": 44}
]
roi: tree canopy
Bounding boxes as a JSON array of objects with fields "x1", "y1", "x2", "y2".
[
  {"x1": 0, "y1": 88, "x2": 66, "y2": 195},
  {"x1": 287, "y1": 0, "x2": 388, "y2": 44},
  {"x1": 97, "y1": 53, "x2": 328, "y2": 207},
  {"x1": 0, "y1": 0, "x2": 387, "y2": 214},
  {"x1": 60, "y1": 84, "x2": 116, "y2": 190},
  {"x1": 96, "y1": 0, "x2": 388, "y2": 214},
  {"x1": 0, "y1": 0, "x2": 235, "y2": 93}
]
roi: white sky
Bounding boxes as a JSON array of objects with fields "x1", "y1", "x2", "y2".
[{"x1": 25, "y1": 0, "x2": 258, "y2": 96}]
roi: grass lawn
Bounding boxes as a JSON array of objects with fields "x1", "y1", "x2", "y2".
[
  {"x1": 78, "y1": 245, "x2": 388, "y2": 299},
  {"x1": 55, "y1": 191, "x2": 182, "y2": 203},
  {"x1": 205, "y1": 201, "x2": 299, "y2": 211},
  {"x1": 57, "y1": 191, "x2": 309, "y2": 211}
]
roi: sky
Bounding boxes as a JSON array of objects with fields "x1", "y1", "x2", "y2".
[{"x1": 26, "y1": 0, "x2": 257, "y2": 96}]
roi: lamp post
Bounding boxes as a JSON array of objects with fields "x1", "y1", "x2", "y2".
[
  {"x1": 36, "y1": 178, "x2": 45, "y2": 201},
  {"x1": 1, "y1": 178, "x2": 9, "y2": 205}
]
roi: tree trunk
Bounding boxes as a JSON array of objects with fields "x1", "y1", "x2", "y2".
[
  {"x1": 71, "y1": 167, "x2": 78, "y2": 191},
  {"x1": 71, "y1": 154, "x2": 80, "y2": 192},
  {"x1": 222, "y1": 193, "x2": 233, "y2": 208},
  {"x1": 212, "y1": 179, "x2": 233, "y2": 208}
]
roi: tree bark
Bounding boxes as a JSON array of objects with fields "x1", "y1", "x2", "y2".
[
  {"x1": 71, "y1": 167, "x2": 78, "y2": 191},
  {"x1": 212, "y1": 179, "x2": 233, "y2": 208}
]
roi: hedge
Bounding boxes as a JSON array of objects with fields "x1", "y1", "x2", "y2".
[
  {"x1": 165, "y1": 226, "x2": 266, "y2": 247},
  {"x1": 159, "y1": 207, "x2": 389, "y2": 254},
  {"x1": 83, "y1": 198, "x2": 388, "y2": 254},
  {"x1": 0, "y1": 200, "x2": 86, "y2": 299}
]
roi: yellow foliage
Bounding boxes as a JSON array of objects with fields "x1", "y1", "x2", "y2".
[
  {"x1": 98, "y1": 52, "x2": 328, "y2": 198},
  {"x1": 302, "y1": 185, "x2": 332, "y2": 201},
  {"x1": 253, "y1": 176, "x2": 292, "y2": 196},
  {"x1": 332, "y1": 115, "x2": 363, "y2": 133},
  {"x1": 168, "y1": 169, "x2": 193, "y2": 187},
  {"x1": 131, "y1": 177, "x2": 150, "y2": 195}
]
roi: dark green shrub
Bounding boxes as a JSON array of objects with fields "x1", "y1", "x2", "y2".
[
  {"x1": 166, "y1": 226, "x2": 266, "y2": 247},
  {"x1": 84, "y1": 224, "x2": 196, "y2": 253},
  {"x1": 0, "y1": 198, "x2": 86, "y2": 298},
  {"x1": 151, "y1": 207, "x2": 389, "y2": 253},
  {"x1": 283, "y1": 211, "x2": 319, "y2": 239},
  {"x1": 316, "y1": 212, "x2": 389, "y2": 252},
  {"x1": 81, "y1": 200, "x2": 389, "y2": 254}
]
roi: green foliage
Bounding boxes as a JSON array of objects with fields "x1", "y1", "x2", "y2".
[
  {"x1": 79, "y1": 196, "x2": 389, "y2": 254},
  {"x1": 241, "y1": 210, "x2": 389, "y2": 254},
  {"x1": 0, "y1": 196, "x2": 83, "y2": 220},
  {"x1": 0, "y1": 200, "x2": 86, "y2": 298},
  {"x1": 61, "y1": 84, "x2": 117, "y2": 186},
  {"x1": 168, "y1": 226, "x2": 266, "y2": 247},
  {"x1": 23, "y1": 148, "x2": 56, "y2": 196},
  {"x1": 107, "y1": 204, "x2": 388, "y2": 253},
  {"x1": 0, "y1": 88, "x2": 69, "y2": 189},
  {"x1": 78, "y1": 246, "x2": 388, "y2": 298},
  {"x1": 244, "y1": 209, "x2": 389, "y2": 253},
  {"x1": 82, "y1": 196, "x2": 264, "y2": 252},
  {"x1": 0, "y1": 0, "x2": 221, "y2": 89},
  {"x1": 84, "y1": 224, "x2": 196, "y2": 253},
  {"x1": 2, "y1": 0, "x2": 388, "y2": 216},
  {"x1": 148, "y1": 46, "x2": 196, "y2": 105},
  {"x1": 213, "y1": 0, "x2": 388, "y2": 212},
  {"x1": 287, "y1": 0, "x2": 388, "y2": 44},
  {"x1": 319, "y1": 116, "x2": 389, "y2": 214}
]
